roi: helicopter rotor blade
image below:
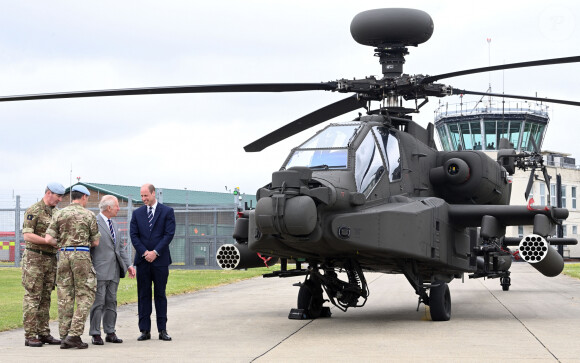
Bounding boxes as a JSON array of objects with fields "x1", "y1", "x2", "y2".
[
  {"x1": 450, "y1": 88, "x2": 580, "y2": 107},
  {"x1": 422, "y1": 55, "x2": 580, "y2": 83},
  {"x1": 244, "y1": 95, "x2": 367, "y2": 152},
  {"x1": 0, "y1": 83, "x2": 338, "y2": 102},
  {"x1": 525, "y1": 167, "x2": 536, "y2": 201}
]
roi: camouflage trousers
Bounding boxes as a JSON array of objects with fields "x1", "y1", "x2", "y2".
[
  {"x1": 21, "y1": 249, "x2": 57, "y2": 338},
  {"x1": 56, "y1": 251, "x2": 96, "y2": 338}
]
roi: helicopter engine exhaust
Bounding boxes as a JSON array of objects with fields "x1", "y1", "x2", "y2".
[
  {"x1": 216, "y1": 243, "x2": 278, "y2": 270},
  {"x1": 518, "y1": 234, "x2": 564, "y2": 277}
]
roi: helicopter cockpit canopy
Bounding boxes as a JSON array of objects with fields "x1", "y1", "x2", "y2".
[
  {"x1": 284, "y1": 122, "x2": 402, "y2": 196},
  {"x1": 355, "y1": 126, "x2": 401, "y2": 195},
  {"x1": 285, "y1": 123, "x2": 359, "y2": 170}
]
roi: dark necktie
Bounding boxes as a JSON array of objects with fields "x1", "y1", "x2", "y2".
[
  {"x1": 108, "y1": 219, "x2": 116, "y2": 245},
  {"x1": 148, "y1": 206, "x2": 153, "y2": 230}
]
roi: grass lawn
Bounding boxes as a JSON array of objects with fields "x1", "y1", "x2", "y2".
[
  {"x1": 563, "y1": 263, "x2": 580, "y2": 279},
  {"x1": 0, "y1": 266, "x2": 279, "y2": 332}
]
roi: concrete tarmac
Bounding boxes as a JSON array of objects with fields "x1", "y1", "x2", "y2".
[{"x1": 1, "y1": 263, "x2": 580, "y2": 362}]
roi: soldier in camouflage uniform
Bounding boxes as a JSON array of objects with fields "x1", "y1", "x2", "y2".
[
  {"x1": 46, "y1": 185, "x2": 100, "y2": 349},
  {"x1": 21, "y1": 182, "x2": 65, "y2": 348}
]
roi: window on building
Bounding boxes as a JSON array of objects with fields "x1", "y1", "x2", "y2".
[
  {"x1": 572, "y1": 225, "x2": 577, "y2": 235},
  {"x1": 551, "y1": 184, "x2": 557, "y2": 206},
  {"x1": 518, "y1": 225, "x2": 524, "y2": 238},
  {"x1": 572, "y1": 186, "x2": 577, "y2": 209},
  {"x1": 563, "y1": 225, "x2": 567, "y2": 238},
  {"x1": 540, "y1": 183, "x2": 546, "y2": 206},
  {"x1": 561, "y1": 185, "x2": 567, "y2": 208}
]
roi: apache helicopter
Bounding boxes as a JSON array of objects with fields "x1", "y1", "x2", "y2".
[{"x1": 2, "y1": 8, "x2": 579, "y2": 321}]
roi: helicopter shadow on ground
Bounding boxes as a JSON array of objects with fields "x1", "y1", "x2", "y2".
[{"x1": 313, "y1": 273, "x2": 566, "y2": 324}]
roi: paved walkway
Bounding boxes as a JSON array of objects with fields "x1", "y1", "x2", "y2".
[{"x1": 1, "y1": 263, "x2": 580, "y2": 362}]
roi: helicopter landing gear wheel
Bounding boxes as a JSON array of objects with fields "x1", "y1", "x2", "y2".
[
  {"x1": 297, "y1": 279, "x2": 324, "y2": 319},
  {"x1": 501, "y1": 276, "x2": 511, "y2": 291},
  {"x1": 429, "y1": 281, "x2": 451, "y2": 321}
]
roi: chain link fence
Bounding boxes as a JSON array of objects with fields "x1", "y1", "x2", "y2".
[{"x1": 0, "y1": 196, "x2": 236, "y2": 269}]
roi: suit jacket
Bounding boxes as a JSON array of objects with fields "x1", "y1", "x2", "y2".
[
  {"x1": 130, "y1": 203, "x2": 176, "y2": 267},
  {"x1": 91, "y1": 214, "x2": 131, "y2": 282}
]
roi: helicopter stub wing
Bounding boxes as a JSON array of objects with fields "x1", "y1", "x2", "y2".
[{"x1": 448, "y1": 204, "x2": 568, "y2": 227}]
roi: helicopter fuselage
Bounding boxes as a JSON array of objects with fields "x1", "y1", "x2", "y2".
[{"x1": 237, "y1": 115, "x2": 518, "y2": 279}]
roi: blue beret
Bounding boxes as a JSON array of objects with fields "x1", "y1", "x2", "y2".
[
  {"x1": 47, "y1": 182, "x2": 65, "y2": 195},
  {"x1": 72, "y1": 185, "x2": 91, "y2": 196}
]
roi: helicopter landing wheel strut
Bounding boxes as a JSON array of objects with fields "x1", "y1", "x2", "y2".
[
  {"x1": 297, "y1": 279, "x2": 325, "y2": 319},
  {"x1": 429, "y1": 281, "x2": 451, "y2": 321},
  {"x1": 501, "y1": 276, "x2": 511, "y2": 291}
]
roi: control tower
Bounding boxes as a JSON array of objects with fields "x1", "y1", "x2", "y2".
[
  {"x1": 434, "y1": 99, "x2": 580, "y2": 259},
  {"x1": 434, "y1": 99, "x2": 549, "y2": 152}
]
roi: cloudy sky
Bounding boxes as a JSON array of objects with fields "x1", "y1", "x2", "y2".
[{"x1": 1, "y1": 0, "x2": 579, "y2": 206}]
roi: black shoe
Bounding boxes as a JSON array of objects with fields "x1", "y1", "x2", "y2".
[
  {"x1": 159, "y1": 330, "x2": 172, "y2": 341},
  {"x1": 137, "y1": 331, "x2": 151, "y2": 341},
  {"x1": 105, "y1": 333, "x2": 123, "y2": 343},
  {"x1": 91, "y1": 335, "x2": 104, "y2": 345}
]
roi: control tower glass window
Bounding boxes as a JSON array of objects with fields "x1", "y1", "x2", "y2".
[
  {"x1": 521, "y1": 123, "x2": 533, "y2": 150},
  {"x1": 509, "y1": 121, "x2": 522, "y2": 147},
  {"x1": 460, "y1": 123, "x2": 472, "y2": 150},
  {"x1": 448, "y1": 124, "x2": 462, "y2": 150},
  {"x1": 471, "y1": 122, "x2": 482, "y2": 150},
  {"x1": 485, "y1": 121, "x2": 496, "y2": 150},
  {"x1": 437, "y1": 125, "x2": 451, "y2": 151},
  {"x1": 435, "y1": 100, "x2": 549, "y2": 152}
]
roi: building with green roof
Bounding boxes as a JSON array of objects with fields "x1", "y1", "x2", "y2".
[{"x1": 59, "y1": 182, "x2": 257, "y2": 269}]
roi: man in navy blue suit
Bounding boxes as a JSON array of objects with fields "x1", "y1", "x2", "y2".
[{"x1": 130, "y1": 183, "x2": 175, "y2": 342}]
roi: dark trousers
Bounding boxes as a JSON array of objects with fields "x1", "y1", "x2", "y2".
[{"x1": 136, "y1": 263, "x2": 169, "y2": 332}]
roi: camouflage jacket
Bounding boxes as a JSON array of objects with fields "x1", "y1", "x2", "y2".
[
  {"x1": 46, "y1": 203, "x2": 100, "y2": 248},
  {"x1": 22, "y1": 199, "x2": 58, "y2": 253}
]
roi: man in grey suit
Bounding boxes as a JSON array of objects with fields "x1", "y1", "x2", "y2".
[{"x1": 89, "y1": 195, "x2": 135, "y2": 345}]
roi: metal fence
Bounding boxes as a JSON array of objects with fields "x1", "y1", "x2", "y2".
[{"x1": 0, "y1": 196, "x2": 236, "y2": 269}]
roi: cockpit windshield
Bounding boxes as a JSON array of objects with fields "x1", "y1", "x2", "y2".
[{"x1": 285, "y1": 124, "x2": 359, "y2": 170}]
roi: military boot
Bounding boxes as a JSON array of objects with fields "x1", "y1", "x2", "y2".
[
  {"x1": 60, "y1": 335, "x2": 88, "y2": 349},
  {"x1": 24, "y1": 337, "x2": 43, "y2": 347},
  {"x1": 38, "y1": 334, "x2": 61, "y2": 345}
]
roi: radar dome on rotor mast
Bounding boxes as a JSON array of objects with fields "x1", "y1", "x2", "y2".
[{"x1": 350, "y1": 8, "x2": 434, "y2": 48}]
